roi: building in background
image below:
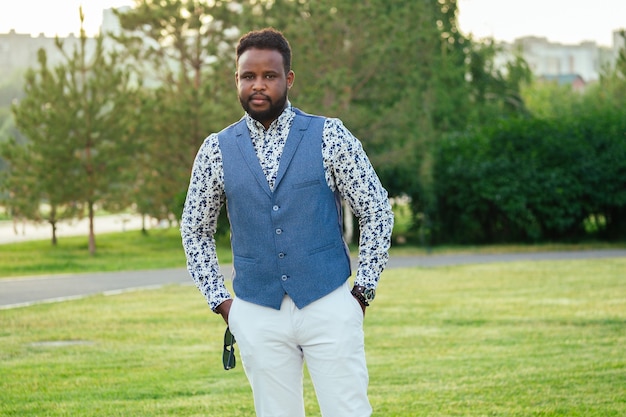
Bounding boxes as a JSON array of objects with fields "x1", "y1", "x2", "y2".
[
  {"x1": 539, "y1": 73, "x2": 587, "y2": 92},
  {"x1": 496, "y1": 31, "x2": 623, "y2": 89},
  {"x1": 0, "y1": 7, "x2": 125, "y2": 81},
  {"x1": 0, "y1": 8, "x2": 624, "y2": 87},
  {"x1": 511, "y1": 37, "x2": 608, "y2": 82},
  {"x1": 613, "y1": 29, "x2": 626, "y2": 59},
  {"x1": 0, "y1": 30, "x2": 95, "y2": 80}
]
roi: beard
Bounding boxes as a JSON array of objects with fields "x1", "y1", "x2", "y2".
[{"x1": 239, "y1": 90, "x2": 288, "y2": 126}]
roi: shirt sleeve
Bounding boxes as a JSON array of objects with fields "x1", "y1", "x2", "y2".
[
  {"x1": 180, "y1": 133, "x2": 232, "y2": 311},
  {"x1": 322, "y1": 118, "x2": 394, "y2": 289}
]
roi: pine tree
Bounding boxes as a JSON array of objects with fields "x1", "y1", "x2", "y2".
[{"x1": 3, "y1": 8, "x2": 138, "y2": 253}]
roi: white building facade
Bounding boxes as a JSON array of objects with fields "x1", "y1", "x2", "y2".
[
  {"x1": 502, "y1": 33, "x2": 621, "y2": 82},
  {"x1": 0, "y1": 9, "x2": 624, "y2": 84}
]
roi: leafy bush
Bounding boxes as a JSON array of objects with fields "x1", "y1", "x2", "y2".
[{"x1": 431, "y1": 107, "x2": 626, "y2": 243}]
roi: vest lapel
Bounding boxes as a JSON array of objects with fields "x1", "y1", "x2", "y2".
[
  {"x1": 234, "y1": 121, "x2": 273, "y2": 196},
  {"x1": 274, "y1": 113, "x2": 312, "y2": 190}
]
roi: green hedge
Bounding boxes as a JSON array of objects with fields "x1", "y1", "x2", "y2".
[{"x1": 431, "y1": 109, "x2": 626, "y2": 243}]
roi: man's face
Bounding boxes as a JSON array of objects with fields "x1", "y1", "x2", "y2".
[{"x1": 236, "y1": 48, "x2": 294, "y2": 129}]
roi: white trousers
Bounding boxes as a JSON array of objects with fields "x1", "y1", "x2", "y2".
[{"x1": 228, "y1": 280, "x2": 372, "y2": 417}]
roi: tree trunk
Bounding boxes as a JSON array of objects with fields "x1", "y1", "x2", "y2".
[
  {"x1": 141, "y1": 213, "x2": 148, "y2": 235},
  {"x1": 51, "y1": 221, "x2": 58, "y2": 246},
  {"x1": 49, "y1": 206, "x2": 58, "y2": 246},
  {"x1": 88, "y1": 202, "x2": 96, "y2": 255}
]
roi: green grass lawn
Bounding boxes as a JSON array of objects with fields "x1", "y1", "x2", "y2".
[
  {"x1": 0, "y1": 228, "x2": 229, "y2": 278},
  {"x1": 1, "y1": 225, "x2": 624, "y2": 279},
  {"x1": 1, "y1": 257, "x2": 624, "y2": 416}
]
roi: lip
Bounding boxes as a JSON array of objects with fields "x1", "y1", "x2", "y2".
[{"x1": 249, "y1": 94, "x2": 269, "y2": 104}]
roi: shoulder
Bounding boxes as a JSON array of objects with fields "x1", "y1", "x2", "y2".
[
  {"x1": 196, "y1": 133, "x2": 221, "y2": 160},
  {"x1": 321, "y1": 117, "x2": 355, "y2": 143},
  {"x1": 322, "y1": 117, "x2": 349, "y2": 132}
]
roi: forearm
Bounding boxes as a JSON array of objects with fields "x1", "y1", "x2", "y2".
[
  {"x1": 354, "y1": 203, "x2": 394, "y2": 288},
  {"x1": 180, "y1": 134, "x2": 230, "y2": 311},
  {"x1": 321, "y1": 119, "x2": 394, "y2": 287},
  {"x1": 181, "y1": 227, "x2": 232, "y2": 311}
]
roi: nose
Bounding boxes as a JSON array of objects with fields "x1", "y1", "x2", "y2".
[{"x1": 252, "y1": 77, "x2": 265, "y2": 91}]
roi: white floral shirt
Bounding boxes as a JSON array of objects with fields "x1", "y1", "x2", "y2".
[{"x1": 181, "y1": 104, "x2": 394, "y2": 311}]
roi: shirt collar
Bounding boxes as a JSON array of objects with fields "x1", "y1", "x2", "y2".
[{"x1": 245, "y1": 102, "x2": 295, "y2": 136}]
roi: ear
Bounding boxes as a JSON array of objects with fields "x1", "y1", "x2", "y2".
[
  {"x1": 287, "y1": 70, "x2": 295, "y2": 89},
  {"x1": 234, "y1": 72, "x2": 239, "y2": 87}
]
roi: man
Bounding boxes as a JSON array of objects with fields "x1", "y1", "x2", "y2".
[{"x1": 181, "y1": 27, "x2": 393, "y2": 417}]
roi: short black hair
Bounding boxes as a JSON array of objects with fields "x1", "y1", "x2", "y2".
[{"x1": 236, "y1": 28, "x2": 292, "y2": 74}]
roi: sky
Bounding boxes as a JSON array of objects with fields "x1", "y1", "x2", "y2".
[
  {"x1": 0, "y1": 0, "x2": 624, "y2": 47},
  {"x1": 457, "y1": 0, "x2": 625, "y2": 47}
]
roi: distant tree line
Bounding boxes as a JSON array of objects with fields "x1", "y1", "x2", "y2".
[{"x1": 0, "y1": 1, "x2": 624, "y2": 253}]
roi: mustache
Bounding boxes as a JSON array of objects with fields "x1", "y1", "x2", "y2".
[{"x1": 249, "y1": 93, "x2": 270, "y2": 101}]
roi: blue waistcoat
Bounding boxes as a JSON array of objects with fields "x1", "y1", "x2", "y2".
[{"x1": 218, "y1": 109, "x2": 352, "y2": 310}]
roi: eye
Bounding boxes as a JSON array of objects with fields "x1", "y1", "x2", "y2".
[{"x1": 265, "y1": 74, "x2": 277, "y2": 79}]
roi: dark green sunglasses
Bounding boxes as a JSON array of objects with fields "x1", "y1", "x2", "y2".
[{"x1": 223, "y1": 327, "x2": 236, "y2": 370}]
